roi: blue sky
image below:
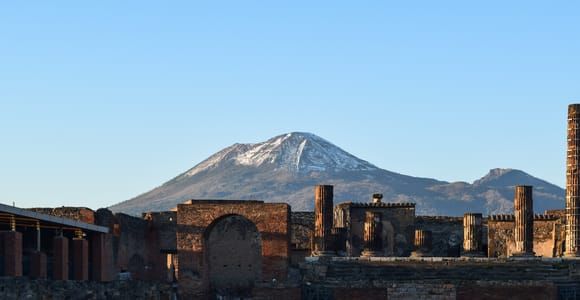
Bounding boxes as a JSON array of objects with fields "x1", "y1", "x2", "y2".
[{"x1": 0, "y1": 1, "x2": 579, "y2": 209}]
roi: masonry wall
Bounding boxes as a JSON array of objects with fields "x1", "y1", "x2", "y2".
[
  {"x1": 176, "y1": 200, "x2": 291, "y2": 298},
  {"x1": 27, "y1": 207, "x2": 95, "y2": 224},
  {"x1": 0, "y1": 278, "x2": 173, "y2": 299},
  {"x1": 338, "y1": 204, "x2": 415, "y2": 257},
  {"x1": 487, "y1": 216, "x2": 563, "y2": 258},
  {"x1": 415, "y1": 216, "x2": 465, "y2": 257},
  {"x1": 290, "y1": 212, "x2": 314, "y2": 266}
]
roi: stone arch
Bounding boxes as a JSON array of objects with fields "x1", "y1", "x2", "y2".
[{"x1": 203, "y1": 214, "x2": 262, "y2": 296}]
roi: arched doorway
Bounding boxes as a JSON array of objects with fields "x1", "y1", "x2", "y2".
[{"x1": 204, "y1": 214, "x2": 262, "y2": 296}]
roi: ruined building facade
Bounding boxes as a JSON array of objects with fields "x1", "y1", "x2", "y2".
[{"x1": 1, "y1": 104, "x2": 580, "y2": 299}]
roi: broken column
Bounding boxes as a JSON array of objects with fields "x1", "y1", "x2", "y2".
[
  {"x1": 567, "y1": 103, "x2": 580, "y2": 257},
  {"x1": 362, "y1": 211, "x2": 383, "y2": 257},
  {"x1": 463, "y1": 213, "x2": 483, "y2": 256},
  {"x1": 313, "y1": 185, "x2": 335, "y2": 256},
  {"x1": 412, "y1": 229, "x2": 433, "y2": 257},
  {"x1": 53, "y1": 235, "x2": 69, "y2": 280},
  {"x1": 513, "y1": 185, "x2": 534, "y2": 257}
]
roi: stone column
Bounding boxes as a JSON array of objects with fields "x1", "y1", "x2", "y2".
[
  {"x1": 412, "y1": 230, "x2": 433, "y2": 257},
  {"x1": 73, "y1": 230, "x2": 89, "y2": 281},
  {"x1": 362, "y1": 211, "x2": 383, "y2": 257},
  {"x1": 53, "y1": 235, "x2": 69, "y2": 280},
  {"x1": 567, "y1": 103, "x2": 580, "y2": 257},
  {"x1": 2, "y1": 230, "x2": 23, "y2": 277},
  {"x1": 513, "y1": 185, "x2": 534, "y2": 256},
  {"x1": 463, "y1": 213, "x2": 483, "y2": 256},
  {"x1": 313, "y1": 185, "x2": 335, "y2": 256}
]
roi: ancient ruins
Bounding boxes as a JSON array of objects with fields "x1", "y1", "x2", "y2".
[{"x1": 1, "y1": 104, "x2": 580, "y2": 299}]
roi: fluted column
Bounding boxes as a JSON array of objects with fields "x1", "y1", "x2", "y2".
[
  {"x1": 513, "y1": 185, "x2": 534, "y2": 256},
  {"x1": 567, "y1": 104, "x2": 580, "y2": 257},
  {"x1": 412, "y1": 230, "x2": 433, "y2": 257},
  {"x1": 361, "y1": 211, "x2": 383, "y2": 257},
  {"x1": 313, "y1": 185, "x2": 335, "y2": 256},
  {"x1": 463, "y1": 213, "x2": 483, "y2": 256}
]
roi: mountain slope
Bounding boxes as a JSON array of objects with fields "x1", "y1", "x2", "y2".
[{"x1": 109, "y1": 132, "x2": 565, "y2": 216}]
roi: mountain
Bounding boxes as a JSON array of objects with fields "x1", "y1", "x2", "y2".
[{"x1": 109, "y1": 132, "x2": 565, "y2": 216}]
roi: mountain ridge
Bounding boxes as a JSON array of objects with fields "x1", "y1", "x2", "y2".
[{"x1": 110, "y1": 132, "x2": 565, "y2": 216}]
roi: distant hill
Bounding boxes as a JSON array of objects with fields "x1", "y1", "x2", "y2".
[{"x1": 109, "y1": 132, "x2": 565, "y2": 216}]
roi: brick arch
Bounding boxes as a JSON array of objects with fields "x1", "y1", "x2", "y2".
[
  {"x1": 203, "y1": 214, "x2": 262, "y2": 296},
  {"x1": 176, "y1": 201, "x2": 290, "y2": 298}
]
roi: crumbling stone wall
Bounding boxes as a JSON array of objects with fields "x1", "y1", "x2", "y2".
[
  {"x1": 336, "y1": 203, "x2": 415, "y2": 257},
  {"x1": 0, "y1": 278, "x2": 174, "y2": 300},
  {"x1": 415, "y1": 216, "x2": 464, "y2": 257},
  {"x1": 143, "y1": 211, "x2": 176, "y2": 282},
  {"x1": 27, "y1": 207, "x2": 95, "y2": 224},
  {"x1": 301, "y1": 258, "x2": 577, "y2": 300},
  {"x1": 176, "y1": 200, "x2": 290, "y2": 298},
  {"x1": 487, "y1": 215, "x2": 562, "y2": 257},
  {"x1": 290, "y1": 212, "x2": 314, "y2": 265}
]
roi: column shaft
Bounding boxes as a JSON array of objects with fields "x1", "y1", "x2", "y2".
[
  {"x1": 566, "y1": 104, "x2": 580, "y2": 256},
  {"x1": 513, "y1": 185, "x2": 534, "y2": 256},
  {"x1": 463, "y1": 213, "x2": 483, "y2": 256},
  {"x1": 313, "y1": 185, "x2": 335, "y2": 256}
]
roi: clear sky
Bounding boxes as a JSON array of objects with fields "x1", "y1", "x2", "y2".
[{"x1": 1, "y1": 1, "x2": 579, "y2": 209}]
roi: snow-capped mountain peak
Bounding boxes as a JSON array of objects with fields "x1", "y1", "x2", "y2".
[{"x1": 184, "y1": 132, "x2": 378, "y2": 177}]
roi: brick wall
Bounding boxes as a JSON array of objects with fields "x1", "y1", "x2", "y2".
[{"x1": 176, "y1": 200, "x2": 290, "y2": 298}]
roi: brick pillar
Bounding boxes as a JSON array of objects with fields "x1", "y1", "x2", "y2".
[
  {"x1": 313, "y1": 185, "x2": 335, "y2": 256},
  {"x1": 30, "y1": 251, "x2": 47, "y2": 279},
  {"x1": 53, "y1": 236, "x2": 69, "y2": 280},
  {"x1": 462, "y1": 213, "x2": 483, "y2": 256},
  {"x1": 567, "y1": 104, "x2": 580, "y2": 257},
  {"x1": 2, "y1": 231, "x2": 22, "y2": 277},
  {"x1": 361, "y1": 211, "x2": 383, "y2": 257},
  {"x1": 412, "y1": 230, "x2": 433, "y2": 257},
  {"x1": 91, "y1": 233, "x2": 113, "y2": 281},
  {"x1": 73, "y1": 238, "x2": 89, "y2": 280},
  {"x1": 513, "y1": 185, "x2": 534, "y2": 257}
]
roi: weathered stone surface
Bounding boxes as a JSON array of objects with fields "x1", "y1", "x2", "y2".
[
  {"x1": 415, "y1": 216, "x2": 464, "y2": 257},
  {"x1": 0, "y1": 278, "x2": 173, "y2": 300},
  {"x1": 463, "y1": 213, "x2": 483, "y2": 256},
  {"x1": 513, "y1": 185, "x2": 534, "y2": 256},
  {"x1": 488, "y1": 215, "x2": 562, "y2": 258},
  {"x1": 314, "y1": 185, "x2": 335, "y2": 256},
  {"x1": 27, "y1": 207, "x2": 95, "y2": 224},
  {"x1": 336, "y1": 202, "x2": 415, "y2": 257},
  {"x1": 362, "y1": 211, "x2": 383, "y2": 257},
  {"x1": 176, "y1": 200, "x2": 290, "y2": 298},
  {"x1": 566, "y1": 103, "x2": 580, "y2": 257}
]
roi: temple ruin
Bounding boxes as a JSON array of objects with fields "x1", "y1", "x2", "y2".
[{"x1": 1, "y1": 104, "x2": 580, "y2": 299}]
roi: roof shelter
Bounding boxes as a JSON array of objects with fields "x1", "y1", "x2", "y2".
[{"x1": 0, "y1": 203, "x2": 111, "y2": 281}]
